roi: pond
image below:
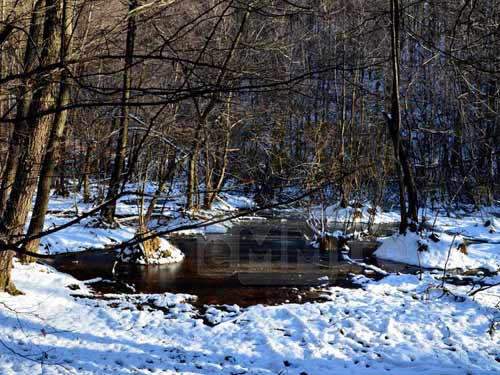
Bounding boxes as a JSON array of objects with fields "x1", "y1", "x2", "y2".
[{"x1": 46, "y1": 218, "x2": 412, "y2": 307}]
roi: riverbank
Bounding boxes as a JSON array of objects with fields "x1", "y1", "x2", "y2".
[{"x1": 0, "y1": 261, "x2": 498, "y2": 374}]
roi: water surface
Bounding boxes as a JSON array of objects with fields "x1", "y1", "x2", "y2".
[{"x1": 47, "y1": 219, "x2": 410, "y2": 306}]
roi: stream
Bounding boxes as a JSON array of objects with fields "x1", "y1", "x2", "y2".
[{"x1": 46, "y1": 218, "x2": 415, "y2": 307}]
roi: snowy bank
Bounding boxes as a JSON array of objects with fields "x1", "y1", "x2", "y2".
[
  {"x1": 35, "y1": 187, "x2": 260, "y2": 254},
  {"x1": 375, "y1": 231, "x2": 500, "y2": 271},
  {"x1": 39, "y1": 216, "x2": 136, "y2": 254},
  {"x1": 319, "y1": 203, "x2": 400, "y2": 224},
  {"x1": 119, "y1": 237, "x2": 185, "y2": 265},
  {"x1": 0, "y1": 262, "x2": 499, "y2": 374}
]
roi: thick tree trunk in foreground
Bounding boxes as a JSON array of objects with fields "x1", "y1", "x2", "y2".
[
  {"x1": 101, "y1": 0, "x2": 137, "y2": 224},
  {"x1": 0, "y1": 0, "x2": 46, "y2": 215},
  {"x1": 0, "y1": 0, "x2": 61, "y2": 292},
  {"x1": 23, "y1": 0, "x2": 73, "y2": 262}
]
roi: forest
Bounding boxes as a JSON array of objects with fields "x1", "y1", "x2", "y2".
[{"x1": 0, "y1": 0, "x2": 499, "y2": 374}]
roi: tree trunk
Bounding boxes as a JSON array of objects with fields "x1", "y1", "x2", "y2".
[
  {"x1": 387, "y1": 0, "x2": 408, "y2": 234},
  {"x1": 204, "y1": 107, "x2": 232, "y2": 209},
  {"x1": 387, "y1": 0, "x2": 418, "y2": 225},
  {"x1": 0, "y1": 0, "x2": 46, "y2": 215},
  {"x1": 82, "y1": 141, "x2": 95, "y2": 203},
  {"x1": 144, "y1": 153, "x2": 177, "y2": 224},
  {"x1": 0, "y1": 0, "x2": 61, "y2": 292},
  {"x1": 54, "y1": 127, "x2": 70, "y2": 197},
  {"x1": 186, "y1": 9, "x2": 248, "y2": 210},
  {"x1": 22, "y1": 0, "x2": 73, "y2": 263},
  {"x1": 101, "y1": 0, "x2": 137, "y2": 224},
  {"x1": 399, "y1": 141, "x2": 418, "y2": 222},
  {"x1": 186, "y1": 125, "x2": 202, "y2": 210}
]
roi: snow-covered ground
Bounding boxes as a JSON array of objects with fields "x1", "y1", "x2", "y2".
[
  {"x1": 0, "y1": 262, "x2": 498, "y2": 374},
  {"x1": 37, "y1": 188, "x2": 257, "y2": 254},
  {"x1": 318, "y1": 203, "x2": 402, "y2": 225},
  {"x1": 376, "y1": 231, "x2": 500, "y2": 272},
  {"x1": 318, "y1": 202, "x2": 500, "y2": 272},
  {"x1": 318, "y1": 201, "x2": 500, "y2": 237},
  {"x1": 431, "y1": 214, "x2": 500, "y2": 243},
  {"x1": 2, "y1": 190, "x2": 500, "y2": 374},
  {"x1": 119, "y1": 237, "x2": 185, "y2": 265},
  {"x1": 40, "y1": 215, "x2": 137, "y2": 254}
]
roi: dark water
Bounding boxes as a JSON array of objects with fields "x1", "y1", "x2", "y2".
[{"x1": 46, "y1": 219, "x2": 409, "y2": 307}]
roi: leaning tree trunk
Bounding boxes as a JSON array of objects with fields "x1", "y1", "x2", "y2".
[
  {"x1": 101, "y1": 0, "x2": 137, "y2": 224},
  {"x1": 144, "y1": 153, "x2": 177, "y2": 225},
  {"x1": 135, "y1": 153, "x2": 177, "y2": 257},
  {"x1": 22, "y1": 0, "x2": 73, "y2": 263},
  {"x1": 0, "y1": 0, "x2": 61, "y2": 293},
  {"x1": 204, "y1": 112, "x2": 232, "y2": 209}
]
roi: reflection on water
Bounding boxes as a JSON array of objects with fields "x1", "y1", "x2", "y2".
[{"x1": 46, "y1": 219, "x2": 408, "y2": 306}]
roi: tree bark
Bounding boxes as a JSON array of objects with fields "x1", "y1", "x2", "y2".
[
  {"x1": 0, "y1": 0, "x2": 61, "y2": 292},
  {"x1": 22, "y1": 0, "x2": 73, "y2": 263},
  {"x1": 101, "y1": 0, "x2": 137, "y2": 224},
  {"x1": 0, "y1": 0, "x2": 46, "y2": 215},
  {"x1": 82, "y1": 141, "x2": 95, "y2": 203},
  {"x1": 387, "y1": 0, "x2": 408, "y2": 234}
]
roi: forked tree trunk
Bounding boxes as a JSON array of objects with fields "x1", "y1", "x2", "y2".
[
  {"x1": 204, "y1": 115, "x2": 231, "y2": 209},
  {"x1": 134, "y1": 154, "x2": 177, "y2": 257},
  {"x1": 144, "y1": 154, "x2": 177, "y2": 224}
]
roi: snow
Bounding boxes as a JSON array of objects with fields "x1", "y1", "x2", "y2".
[
  {"x1": 133, "y1": 238, "x2": 185, "y2": 265},
  {"x1": 0, "y1": 262, "x2": 499, "y2": 375},
  {"x1": 320, "y1": 203, "x2": 401, "y2": 225},
  {"x1": 39, "y1": 216, "x2": 137, "y2": 254},
  {"x1": 321, "y1": 202, "x2": 500, "y2": 242},
  {"x1": 35, "y1": 187, "x2": 259, "y2": 254},
  {"x1": 159, "y1": 215, "x2": 233, "y2": 236},
  {"x1": 431, "y1": 214, "x2": 500, "y2": 243},
  {"x1": 375, "y1": 231, "x2": 500, "y2": 272},
  {"x1": 5, "y1": 189, "x2": 498, "y2": 373},
  {"x1": 219, "y1": 193, "x2": 255, "y2": 210}
]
